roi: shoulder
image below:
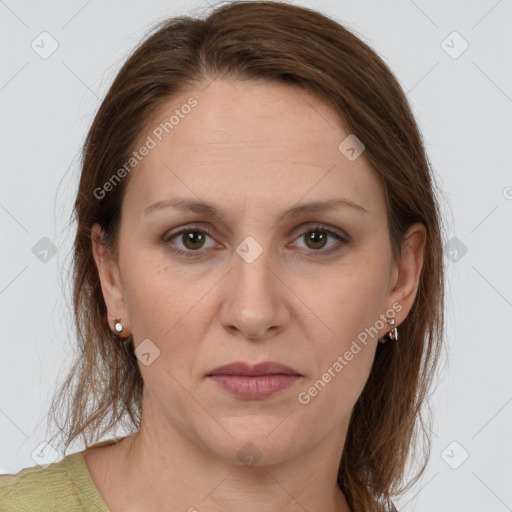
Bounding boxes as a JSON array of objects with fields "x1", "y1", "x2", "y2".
[{"x1": 0, "y1": 451, "x2": 108, "y2": 512}]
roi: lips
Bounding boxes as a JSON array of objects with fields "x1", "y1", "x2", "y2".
[
  {"x1": 206, "y1": 362, "x2": 302, "y2": 399},
  {"x1": 207, "y1": 361, "x2": 301, "y2": 377}
]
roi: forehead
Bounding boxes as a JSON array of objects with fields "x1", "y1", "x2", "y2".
[{"x1": 124, "y1": 79, "x2": 384, "y2": 220}]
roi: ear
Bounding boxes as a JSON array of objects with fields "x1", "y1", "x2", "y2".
[
  {"x1": 91, "y1": 223, "x2": 130, "y2": 335},
  {"x1": 383, "y1": 222, "x2": 426, "y2": 329}
]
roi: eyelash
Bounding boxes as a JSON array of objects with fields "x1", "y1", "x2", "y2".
[{"x1": 162, "y1": 223, "x2": 350, "y2": 258}]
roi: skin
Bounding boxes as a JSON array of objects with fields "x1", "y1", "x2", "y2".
[{"x1": 86, "y1": 77, "x2": 425, "y2": 512}]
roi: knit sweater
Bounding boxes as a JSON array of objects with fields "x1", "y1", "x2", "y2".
[{"x1": 0, "y1": 451, "x2": 109, "y2": 511}]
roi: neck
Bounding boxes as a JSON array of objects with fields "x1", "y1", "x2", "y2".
[{"x1": 111, "y1": 410, "x2": 352, "y2": 512}]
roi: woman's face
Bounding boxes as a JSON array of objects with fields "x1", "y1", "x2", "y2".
[{"x1": 93, "y1": 78, "x2": 424, "y2": 466}]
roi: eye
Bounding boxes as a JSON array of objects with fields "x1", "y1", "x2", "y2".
[
  {"x1": 163, "y1": 225, "x2": 218, "y2": 257},
  {"x1": 162, "y1": 223, "x2": 349, "y2": 258},
  {"x1": 292, "y1": 224, "x2": 348, "y2": 254}
]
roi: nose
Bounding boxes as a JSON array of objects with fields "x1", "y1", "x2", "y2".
[{"x1": 219, "y1": 245, "x2": 290, "y2": 341}]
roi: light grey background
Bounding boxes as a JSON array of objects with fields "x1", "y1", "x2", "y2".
[{"x1": 1, "y1": 1, "x2": 511, "y2": 510}]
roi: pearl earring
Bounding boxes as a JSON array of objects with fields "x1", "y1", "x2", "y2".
[{"x1": 114, "y1": 318, "x2": 124, "y2": 334}]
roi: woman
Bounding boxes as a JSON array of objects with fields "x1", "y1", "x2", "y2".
[{"x1": 0, "y1": 1, "x2": 444, "y2": 511}]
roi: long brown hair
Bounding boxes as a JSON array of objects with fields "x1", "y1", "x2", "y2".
[{"x1": 48, "y1": 2, "x2": 445, "y2": 510}]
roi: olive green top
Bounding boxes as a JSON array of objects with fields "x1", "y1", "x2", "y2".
[{"x1": 0, "y1": 451, "x2": 110, "y2": 511}]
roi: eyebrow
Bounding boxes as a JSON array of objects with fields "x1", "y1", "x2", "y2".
[{"x1": 142, "y1": 197, "x2": 368, "y2": 223}]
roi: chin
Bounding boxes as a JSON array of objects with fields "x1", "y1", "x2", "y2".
[{"x1": 195, "y1": 418, "x2": 308, "y2": 467}]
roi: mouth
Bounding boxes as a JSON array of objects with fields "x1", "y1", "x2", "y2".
[
  {"x1": 207, "y1": 361, "x2": 302, "y2": 377},
  {"x1": 206, "y1": 362, "x2": 302, "y2": 399}
]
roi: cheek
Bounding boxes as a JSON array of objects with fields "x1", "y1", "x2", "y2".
[
  {"x1": 296, "y1": 256, "x2": 390, "y2": 342},
  {"x1": 295, "y1": 277, "x2": 382, "y2": 429},
  {"x1": 292, "y1": 258, "x2": 388, "y2": 405},
  {"x1": 295, "y1": 346, "x2": 374, "y2": 442},
  {"x1": 121, "y1": 250, "x2": 198, "y2": 334},
  {"x1": 121, "y1": 251, "x2": 220, "y2": 371}
]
